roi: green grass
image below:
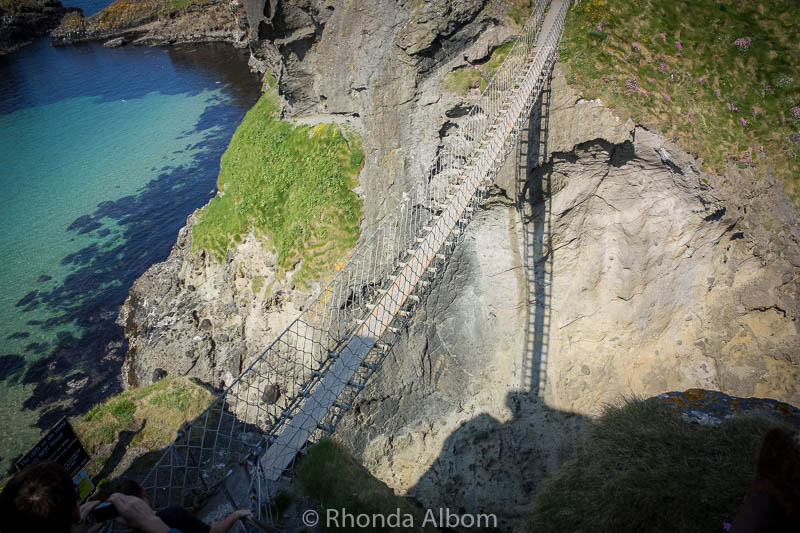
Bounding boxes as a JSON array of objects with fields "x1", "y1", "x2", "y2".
[
  {"x1": 251, "y1": 275, "x2": 264, "y2": 294},
  {"x1": 297, "y1": 438, "x2": 437, "y2": 533},
  {"x1": 519, "y1": 398, "x2": 795, "y2": 533},
  {"x1": 72, "y1": 377, "x2": 214, "y2": 479},
  {"x1": 443, "y1": 41, "x2": 515, "y2": 95},
  {"x1": 192, "y1": 92, "x2": 363, "y2": 288},
  {"x1": 559, "y1": 0, "x2": 800, "y2": 204},
  {"x1": 507, "y1": 0, "x2": 535, "y2": 26}
]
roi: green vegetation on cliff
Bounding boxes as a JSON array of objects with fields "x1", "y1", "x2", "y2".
[
  {"x1": 559, "y1": 0, "x2": 800, "y2": 203},
  {"x1": 443, "y1": 41, "x2": 515, "y2": 95},
  {"x1": 297, "y1": 438, "x2": 437, "y2": 533},
  {"x1": 192, "y1": 92, "x2": 363, "y2": 287},
  {"x1": 73, "y1": 377, "x2": 214, "y2": 477},
  {"x1": 520, "y1": 398, "x2": 794, "y2": 533}
]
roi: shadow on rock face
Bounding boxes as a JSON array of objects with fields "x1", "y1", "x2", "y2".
[{"x1": 408, "y1": 392, "x2": 587, "y2": 530}]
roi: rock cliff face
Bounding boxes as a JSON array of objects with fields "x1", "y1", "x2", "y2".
[
  {"x1": 118, "y1": 0, "x2": 800, "y2": 528},
  {"x1": 333, "y1": 68, "x2": 800, "y2": 527},
  {"x1": 117, "y1": 213, "x2": 312, "y2": 389},
  {"x1": 240, "y1": 0, "x2": 513, "y2": 223},
  {"x1": 0, "y1": 0, "x2": 75, "y2": 54},
  {"x1": 51, "y1": 0, "x2": 248, "y2": 47}
]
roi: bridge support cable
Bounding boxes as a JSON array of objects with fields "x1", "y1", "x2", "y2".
[{"x1": 140, "y1": 0, "x2": 570, "y2": 522}]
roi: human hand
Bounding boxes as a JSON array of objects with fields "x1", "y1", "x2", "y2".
[
  {"x1": 233, "y1": 509, "x2": 253, "y2": 520},
  {"x1": 107, "y1": 493, "x2": 170, "y2": 533},
  {"x1": 79, "y1": 500, "x2": 101, "y2": 522}
]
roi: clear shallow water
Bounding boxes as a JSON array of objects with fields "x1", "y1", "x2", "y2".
[{"x1": 0, "y1": 37, "x2": 260, "y2": 472}]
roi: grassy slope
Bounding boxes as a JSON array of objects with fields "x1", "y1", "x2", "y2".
[
  {"x1": 72, "y1": 377, "x2": 214, "y2": 479},
  {"x1": 192, "y1": 92, "x2": 363, "y2": 288},
  {"x1": 559, "y1": 0, "x2": 800, "y2": 203},
  {"x1": 297, "y1": 438, "x2": 437, "y2": 533},
  {"x1": 520, "y1": 398, "x2": 794, "y2": 533}
]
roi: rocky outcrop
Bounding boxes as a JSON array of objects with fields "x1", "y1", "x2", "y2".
[
  {"x1": 117, "y1": 213, "x2": 315, "y2": 389},
  {"x1": 51, "y1": 0, "x2": 248, "y2": 47},
  {"x1": 333, "y1": 67, "x2": 800, "y2": 527},
  {"x1": 117, "y1": 0, "x2": 525, "y2": 387},
  {"x1": 0, "y1": 0, "x2": 76, "y2": 54}
]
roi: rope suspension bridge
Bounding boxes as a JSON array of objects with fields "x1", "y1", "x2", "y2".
[{"x1": 140, "y1": 0, "x2": 569, "y2": 527}]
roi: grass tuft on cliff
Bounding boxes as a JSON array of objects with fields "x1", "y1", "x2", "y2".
[
  {"x1": 559, "y1": 0, "x2": 800, "y2": 204},
  {"x1": 192, "y1": 92, "x2": 363, "y2": 287},
  {"x1": 519, "y1": 397, "x2": 794, "y2": 533},
  {"x1": 443, "y1": 41, "x2": 515, "y2": 95},
  {"x1": 72, "y1": 377, "x2": 214, "y2": 478},
  {"x1": 296, "y1": 438, "x2": 437, "y2": 533}
]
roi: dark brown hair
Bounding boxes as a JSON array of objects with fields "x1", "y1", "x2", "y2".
[{"x1": 0, "y1": 461, "x2": 76, "y2": 533}]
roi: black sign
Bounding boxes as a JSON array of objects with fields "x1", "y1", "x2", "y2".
[{"x1": 16, "y1": 417, "x2": 90, "y2": 478}]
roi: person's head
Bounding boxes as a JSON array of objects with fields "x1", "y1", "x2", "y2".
[{"x1": 0, "y1": 461, "x2": 78, "y2": 533}]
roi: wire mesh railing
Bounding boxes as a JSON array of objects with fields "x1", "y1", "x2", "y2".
[{"x1": 140, "y1": 0, "x2": 569, "y2": 524}]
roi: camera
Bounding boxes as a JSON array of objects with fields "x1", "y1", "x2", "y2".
[{"x1": 90, "y1": 502, "x2": 119, "y2": 522}]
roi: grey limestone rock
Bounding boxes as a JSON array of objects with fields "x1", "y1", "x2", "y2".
[{"x1": 333, "y1": 66, "x2": 800, "y2": 527}]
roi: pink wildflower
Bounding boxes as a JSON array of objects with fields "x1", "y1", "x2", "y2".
[
  {"x1": 657, "y1": 32, "x2": 666, "y2": 42},
  {"x1": 632, "y1": 42, "x2": 641, "y2": 51},
  {"x1": 739, "y1": 117, "x2": 748, "y2": 126},
  {"x1": 688, "y1": 112, "x2": 695, "y2": 122},
  {"x1": 657, "y1": 62, "x2": 668, "y2": 73},
  {"x1": 733, "y1": 37, "x2": 752, "y2": 51},
  {"x1": 715, "y1": 89, "x2": 722, "y2": 100},
  {"x1": 596, "y1": 24, "x2": 603, "y2": 32},
  {"x1": 752, "y1": 106, "x2": 760, "y2": 119},
  {"x1": 662, "y1": 92, "x2": 671, "y2": 102},
  {"x1": 675, "y1": 40, "x2": 683, "y2": 52},
  {"x1": 727, "y1": 102, "x2": 739, "y2": 112},
  {"x1": 791, "y1": 106, "x2": 800, "y2": 118},
  {"x1": 697, "y1": 75, "x2": 708, "y2": 84},
  {"x1": 648, "y1": 77, "x2": 656, "y2": 84},
  {"x1": 625, "y1": 77, "x2": 640, "y2": 93}
]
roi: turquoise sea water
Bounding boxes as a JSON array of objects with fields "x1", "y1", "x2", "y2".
[{"x1": 0, "y1": 33, "x2": 260, "y2": 472}]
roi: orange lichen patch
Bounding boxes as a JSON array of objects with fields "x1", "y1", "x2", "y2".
[
  {"x1": 729, "y1": 400, "x2": 742, "y2": 410},
  {"x1": 776, "y1": 403, "x2": 793, "y2": 417},
  {"x1": 663, "y1": 396, "x2": 688, "y2": 408},
  {"x1": 684, "y1": 388, "x2": 708, "y2": 402}
]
